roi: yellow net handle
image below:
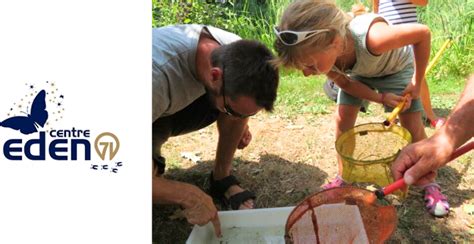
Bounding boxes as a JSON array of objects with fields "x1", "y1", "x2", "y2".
[
  {"x1": 383, "y1": 94, "x2": 410, "y2": 126},
  {"x1": 425, "y1": 39, "x2": 452, "y2": 75}
]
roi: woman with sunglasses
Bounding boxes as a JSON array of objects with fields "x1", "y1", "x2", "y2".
[{"x1": 273, "y1": 0, "x2": 449, "y2": 217}]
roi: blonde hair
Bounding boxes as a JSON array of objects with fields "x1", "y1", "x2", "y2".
[{"x1": 273, "y1": 0, "x2": 352, "y2": 69}]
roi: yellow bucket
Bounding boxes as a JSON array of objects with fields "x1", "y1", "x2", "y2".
[{"x1": 336, "y1": 123, "x2": 412, "y2": 196}]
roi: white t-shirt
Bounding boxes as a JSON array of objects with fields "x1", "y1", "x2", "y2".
[
  {"x1": 152, "y1": 25, "x2": 240, "y2": 121},
  {"x1": 339, "y1": 13, "x2": 413, "y2": 78}
]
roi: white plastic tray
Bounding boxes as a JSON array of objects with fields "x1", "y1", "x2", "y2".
[{"x1": 186, "y1": 207, "x2": 294, "y2": 244}]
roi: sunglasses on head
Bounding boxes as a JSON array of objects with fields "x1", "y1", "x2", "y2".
[{"x1": 273, "y1": 26, "x2": 330, "y2": 46}]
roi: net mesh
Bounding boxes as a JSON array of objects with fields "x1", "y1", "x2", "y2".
[
  {"x1": 336, "y1": 123, "x2": 412, "y2": 187},
  {"x1": 285, "y1": 187, "x2": 397, "y2": 244}
]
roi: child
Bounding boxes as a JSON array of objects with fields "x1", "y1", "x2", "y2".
[
  {"x1": 273, "y1": 0, "x2": 449, "y2": 217},
  {"x1": 375, "y1": 0, "x2": 445, "y2": 128}
]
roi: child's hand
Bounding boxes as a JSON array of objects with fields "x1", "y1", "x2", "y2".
[
  {"x1": 382, "y1": 92, "x2": 407, "y2": 108},
  {"x1": 403, "y1": 80, "x2": 421, "y2": 99}
]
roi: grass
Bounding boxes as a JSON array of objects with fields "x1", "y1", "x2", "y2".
[
  {"x1": 274, "y1": 71, "x2": 333, "y2": 116},
  {"x1": 419, "y1": 0, "x2": 474, "y2": 80},
  {"x1": 273, "y1": 70, "x2": 463, "y2": 120}
]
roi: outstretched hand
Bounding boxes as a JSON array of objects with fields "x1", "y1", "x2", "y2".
[
  {"x1": 181, "y1": 184, "x2": 222, "y2": 237},
  {"x1": 391, "y1": 136, "x2": 452, "y2": 185}
]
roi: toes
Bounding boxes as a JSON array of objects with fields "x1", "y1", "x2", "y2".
[
  {"x1": 245, "y1": 199, "x2": 254, "y2": 208},
  {"x1": 238, "y1": 200, "x2": 254, "y2": 210}
]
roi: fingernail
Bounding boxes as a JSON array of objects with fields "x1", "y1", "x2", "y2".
[{"x1": 404, "y1": 174, "x2": 415, "y2": 185}]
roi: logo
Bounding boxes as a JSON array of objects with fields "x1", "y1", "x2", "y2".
[
  {"x1": 95, "y1": 132, "x2": 120, "y2": 161},
  {"x1": 0, "y1": 82, "x2": 124, "y2": 173},
  {"x1": 0, "y1": 90, "x2": 48, "y2": 135}
]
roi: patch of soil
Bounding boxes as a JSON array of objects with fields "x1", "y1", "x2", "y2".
[{"x1": 153, "y1": 107, "x2": 474, "y2": 243}]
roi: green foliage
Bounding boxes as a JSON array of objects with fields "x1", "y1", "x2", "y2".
[
  {"x1": 153, "y1": 0, "x2": 253, "y2": 31},
  {"x1": 153, "y1": 0, "x2": 291, "y2": 47},
  {"x1": 419, "y1": 0, "x2": 474, "y2": 83}
]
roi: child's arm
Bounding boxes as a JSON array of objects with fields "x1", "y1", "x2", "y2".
[
  {"x1": 327, "y1": 71, "x2": 404, "y2": 108},
  {"x1": 366, "y1": 20, "x2": 431, "y2": 99}
]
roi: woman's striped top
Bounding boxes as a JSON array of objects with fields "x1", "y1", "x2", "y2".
[{"x1": 378, "y1": 0, "x2": 418, "y2": 25}]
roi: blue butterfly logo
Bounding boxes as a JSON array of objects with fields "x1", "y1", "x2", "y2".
[{"x1": 0, "y1": 90, "x2": 49, "y2": 135}]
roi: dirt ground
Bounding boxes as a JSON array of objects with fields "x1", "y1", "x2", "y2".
[{"x1": 153, "y1": 104, "x2": 474, "y2": 243}]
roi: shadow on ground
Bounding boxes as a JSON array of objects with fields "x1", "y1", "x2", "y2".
[
  {"x1": 153, "y1": 153, "x2": 328, "y2": 244},
  {"x1": 389, "y1": 164, "x2": 474, "y2": 242}
]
